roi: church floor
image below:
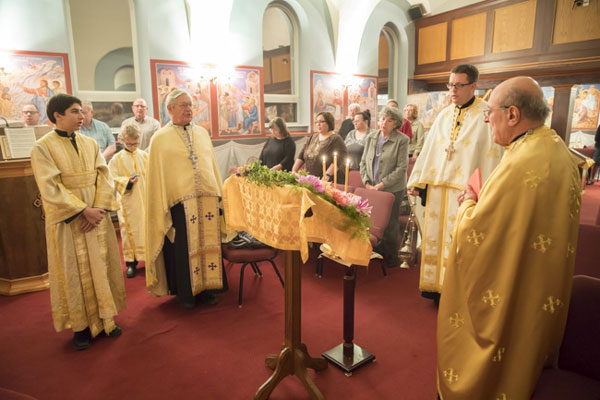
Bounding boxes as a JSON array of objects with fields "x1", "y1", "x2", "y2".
[{"x1": 0, "y1": 250, "x2": 438, "y2": 400}]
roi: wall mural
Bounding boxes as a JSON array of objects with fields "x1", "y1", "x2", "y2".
[
  {"x1": 405, "y1": 91, "x2": 451, "y2": 130},
  {"x1": 310, "y1": 71, "x2": 346, "y2": 133},
  {"x1": 150, "y1": 60, "x2": 212, "y2": 134},
  {"x1": 0, "y1": 50, "x2": 71, "y2": 124},
  {"x1": 572, "y1": 84, "x2": 600, "y2": 131},
  {"x1": 217, "y1": 66, "x2": 264, "y2": 136},
  {"x1": 348, "y1": 76, "x2": 378, "y2": 130}
]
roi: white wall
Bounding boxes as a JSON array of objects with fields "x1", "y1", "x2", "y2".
[
  {"x1": 1, "y1": 0, "x2": 415, "y2": 127},
  {"x1": 68, "y1": 0, "x2": 133, "y2": 90},
  {"x1": 0, "y1": 0, "x2": 70, "y2": 52},
  {"x1": 356, "y1": 0, "x2": 412, "y2": 105}
]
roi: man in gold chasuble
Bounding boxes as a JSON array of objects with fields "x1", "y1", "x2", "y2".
[
  {"x1": 437, "y1": 77, "x2": 581, "y2": 400},
  {"x1": 108, "y1": 125, "x2": 148, "y2": 278},
  {"x1": 30, "y1": 94, "x2": 125, "y2": 351},
  {"x1": 145, "y1": 89, "x2": 226, "y2": 309},
  {"x1": 408, "y1": 64, "x2": 503, "y2": 303}
]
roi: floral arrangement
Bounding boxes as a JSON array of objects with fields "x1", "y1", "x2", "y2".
[{"x1": 235, "y1": 161, "x2": 371, "y2": 239}]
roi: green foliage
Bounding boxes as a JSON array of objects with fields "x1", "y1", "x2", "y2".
[{"x1": 236, "y1": 161, "x2": 370, "y2": 240}]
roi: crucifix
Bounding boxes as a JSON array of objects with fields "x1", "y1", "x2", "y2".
[{"x1": 445, "y1": 142, "x2": 455, "y2": 161}]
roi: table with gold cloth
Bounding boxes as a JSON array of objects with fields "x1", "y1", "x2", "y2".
[{"x1": 223, "y1": 176, "x2": 372, "y2": 400}]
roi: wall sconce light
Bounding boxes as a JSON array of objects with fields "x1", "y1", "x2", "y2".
[{"x1": 282, "y1": 58, "x2": 289, "y2": 64}]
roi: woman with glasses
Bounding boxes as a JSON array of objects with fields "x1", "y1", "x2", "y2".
[
  {"x1": 345, "y1": 110, "x2": 374, "y2": 171},
  {"x1": 292, "y1": 111, "x2": 347, "y2": 181},
  {"x1": 259, "y1": 117, "x2": 296, "y2": 171},
  {"x1": 360, "y1": 106, "x2": 409, "y2": 268},
  {"x1": 108, "y1": 125, "x2": 148, "y2": 278}
]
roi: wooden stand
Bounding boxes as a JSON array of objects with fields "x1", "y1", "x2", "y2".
[
  {"x1": 0, "y1": 160, "x2": 49, "y2": 295},
  {"x1": 255, "y1": 250, "x2": 328, "y2": 400},
  {"x1": 322, "y1": 265, "x2": 375, "y2": 376}
]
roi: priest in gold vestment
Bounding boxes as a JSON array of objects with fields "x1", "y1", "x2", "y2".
[
  {"x1": 108, "y1": 125, "x2": 148, "y2": 278},
  {"x1": 437, "y1": 77, "x2": 581, "y2": 400},
  {"x1": 30, "y1": 94, "x2": 125, "y2": 350},
  {"x1": 145, "y1": 89, "x2": 226, "y2": 309},
  {"x1": 408, "y1": 64, "x2": 502, "y2": 301}
]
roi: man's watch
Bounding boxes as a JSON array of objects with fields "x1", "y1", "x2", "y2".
[{"x1": 326, "y1": 173, "x2": 334, "y2": 181}]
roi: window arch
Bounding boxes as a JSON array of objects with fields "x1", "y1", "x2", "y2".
[
  {"x1": 262, "y1": 2, "x2": 299, "y2": 124},
  {"x1": 378, "y1": 24, "x2": 398, "y2": 106}
]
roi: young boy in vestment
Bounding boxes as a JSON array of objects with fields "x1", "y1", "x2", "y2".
[
  {"x1": 30, "y1": 94, "x2": 126, "y2": 350},
  {"x1": 108, "y1": 125, "x2": 148, "y2": 278}
]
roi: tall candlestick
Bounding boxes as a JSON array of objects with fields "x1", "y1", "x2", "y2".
[
  {"x1": 322, "y1": 155, "x2": 326, "y2": 179},
  {"x1": 344, "y1": 158, "x2": 350, "y2": 192},
  {"x1": 333, "y1": 152, "x2": 338, "y2": 186}
]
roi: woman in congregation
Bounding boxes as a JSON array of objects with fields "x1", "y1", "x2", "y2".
[
  {"x1": 344, "y1": 109, "x2": 374, "y2": 171},
  {"x1": 292, "y1": 111, "x2": 347, "y2": 182},
  {"x1": 360, "y1": 106, "x2": 409, "y2": 268},
  {"x1": 258, "y1": 117, "x2": 296, "y2": 171}
]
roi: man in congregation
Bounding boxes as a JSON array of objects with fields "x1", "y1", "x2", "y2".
[
  {"x1": 30, "y1": 94, "x2": 125, "y2": 350},
  {"x1": 437, "y1": 76, "x2": 581, "y2": 400},
  {"x1": 337, "y1": 103, "x2": 360, "y2": 140},
  {"x1": 22, "y1": 104, "x2": 41, "y2": 126},
  {"x1": 80, "y1": 101, "x2": 116, "y2": 160},
  {"x1": 145, "y1": 89, "x2": 228, "y2": 309},
  {"x1": 121, "y1": 98, "x2": 161, "y2": 150},
  {"x1": 403, "y1": 103, "x2": 425, "y2": 160},
  {"x1": 407, "y1": 64, "x2": 502, "y2": 304}
]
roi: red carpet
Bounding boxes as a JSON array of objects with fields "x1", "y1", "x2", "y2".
[
  {"x1": 2, "y1": 183, "x2": 598, "y2": 400},
  {"x1": 0, "y1": 252, "x2": 438, "y2": 400},
  {"x1": 581, "y1": 181, "x2": 600, "y2": 224}
]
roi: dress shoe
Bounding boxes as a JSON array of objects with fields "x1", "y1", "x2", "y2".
[
  {"x1": 105, "y1": 325, "x2": 122, "y2": 338},
  {"x1": 197, "y1": 292, "x2": 218, "y2": 306},
  {"x1": 72, "y1": 328, "x2": 91, "y2": 351},
  {"x1": 126, "y1": 262, "x2": 137, "y2": 278},
  {"x1": 178, "y1": 296, "x2": 197, "y2": 309}
]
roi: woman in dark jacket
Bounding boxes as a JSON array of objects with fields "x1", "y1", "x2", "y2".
[{"x1": 259, "y1": 117, "x2": 296, "y2": 171}]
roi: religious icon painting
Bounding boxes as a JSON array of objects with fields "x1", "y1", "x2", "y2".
[
  {"x1": 541, "y1": 87, "x2": 555, "y2": 127},
  {"x1": 216, "y1": 66, "x2": 265, "y2": 137},
  {"x1": 0, "y1": 50, "x2": 72, "y2": 124},
  {"x1": 406, "y1": 91, "x2": 451, "y2": 130},
  {"x1": 348, "y1": 75, "x2": 378, "y2": 130},
  {"x1": 310, "y1": 71, "x2": 346, "y2": 133},
  {"x1": 571, "y1": 84, "x2": 600, "y2": 131},
  {"x1": 150, "y1": 60, "x2": 212, "y2": 134}
]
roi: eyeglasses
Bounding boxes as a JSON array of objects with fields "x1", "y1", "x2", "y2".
[
  {"x1": 23, "y1": 111, "x2": 39, "y2": 115},
  {"x1": 122, "y1": 140, "x2": 140, "y2": 147},
  {"x1": 446, "y1": 82, "x2": 473, "y2": 90},
  {"x1": 132, "y1": 105, "x2": 147, "y2": 109},
  {"x1": 483, "y1": 107, "x2": 510, "y2": 118}
]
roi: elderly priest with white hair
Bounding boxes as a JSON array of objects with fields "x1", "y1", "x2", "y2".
[
  {"x1": 145, "y1": 89, "x2": 228, "y2": 309},
  {"x1": 436, "y1": 77, "x2": 581, "y2": 400}
]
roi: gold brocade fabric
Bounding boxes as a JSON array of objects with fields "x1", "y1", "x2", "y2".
[
  {"x1": 437, "y1": 126, "x2": 581, "y2": 400},
  {"x1": 108, "y1": 149, "x2": 148, "y2": 262},
  {"x1": 145, "y1": 123, "x2": 226, "y2": 297},
  {"x1": 408, "y1": 98, "x2": 503, "y2": 293},
  {"x1": 30, "y1": 131, "x2": 125, "y2": 337},
  {"x1": 222, "y1": 177, "x2": 372, "y2": 266}
]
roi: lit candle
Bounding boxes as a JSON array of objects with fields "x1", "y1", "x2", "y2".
[
  {"x1": 322, "y1": 155, "x2": 327, "y2": 179},
  {"x1": 333, "y1": 152, "x2": 338, "y2": 186},
  {"x1": 344, "y1": 158, "x2": 350, "y2": 192}
]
